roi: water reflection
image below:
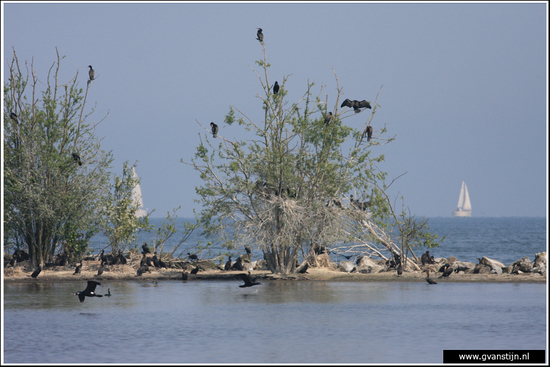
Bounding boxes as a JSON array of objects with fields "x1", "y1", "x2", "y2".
[{"x1": 3, "y1": 280, "x2": 546, "y2": 364}]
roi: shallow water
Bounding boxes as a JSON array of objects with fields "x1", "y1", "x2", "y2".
[{"x1": 3, "y1": 280, "x2": 546, "y2": 363}]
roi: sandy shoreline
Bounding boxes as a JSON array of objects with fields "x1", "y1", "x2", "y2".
[{"x1": 3, "y1": 266, "x2": 546, "y2": 284}]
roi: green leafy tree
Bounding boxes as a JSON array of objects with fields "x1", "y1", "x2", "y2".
[
  {"x1": 3, "y1": 48, "x2": 113, "y2": 267},
  {"x1": 98, "y1": 161, "x2": 153, "y2": 253},
  {"x1": 185, "y1": 45, "x2": 440, "y2": 274}
]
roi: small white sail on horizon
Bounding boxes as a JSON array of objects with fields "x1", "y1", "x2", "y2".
[
  {"x1": 453, "y1": 180, "x2": 472, "y2": 217},
  {"x1": 132, "y1": 167, "x2": 147, "y2": 218}
]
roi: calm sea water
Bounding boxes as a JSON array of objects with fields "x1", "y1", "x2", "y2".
[
  {"x1": 3, "y1": 217, "x2": 548, "y2": 363},
  {"x1": 3, "y1": 281, "x2": 547, "y2": 364},
  {"x1": 90, "y1": 216, "x2": 547, "y2": 266}
]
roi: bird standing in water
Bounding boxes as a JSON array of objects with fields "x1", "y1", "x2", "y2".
[
  {"x1": 104, "y1": 288, "x2": 111, "y2": 297},
  {"x1": 73, "y1": 280, "x2": 103, "y2": 302},
  {"x1": 256, "y1": 28, "x2": 264, "y2": 45},
  {"x1": 210, "y1": 122, "x2": 218, "y2": 138},
  {"x1": 425, "y1": 270, "x2": 437, "y2": 284}
]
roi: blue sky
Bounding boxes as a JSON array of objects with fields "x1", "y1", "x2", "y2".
[{"x1": 2, "y1": 2, "x2": 547, "y2": 218}]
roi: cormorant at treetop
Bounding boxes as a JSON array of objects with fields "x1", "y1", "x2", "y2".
[
  {"x1": 365, "y1": 125, "x2": 373, "y2": 142},
  {"x1": 88, "y1": 65, "x2": 94, "y2": 80},
  {"x1": 73, "y1": 280, "x2": 103, "y2": 302},
  {"x1": 273, "y1": 81, "x2": 279, "y2": 94},
  {"x1": 324, "y1": 112, "x2": 333, "y2": 125},
  {"x1": 210, "y1": 122, "x2": 218, "y2": 138},
  {"x1": 256, "y1": 28, "x2": 264, "y2": 45},
  {"x1": 340, "y1": 99, "x2": 371, "y2": 113}
]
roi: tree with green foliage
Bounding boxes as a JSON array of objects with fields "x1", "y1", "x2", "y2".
[
  {"x1": 3, "y1": 48, "x2": 113, "y2": 267},
  {"x1": 185, "y1": 45, "x2": 441, "y2": 274},
  {"x1": 97, "y1": 161, "x2": 153, "y2": 254}
]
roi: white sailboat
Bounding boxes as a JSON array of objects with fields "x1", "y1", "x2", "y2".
[
  {"x1": 132, "y1": 167, "x2": 147, "y2": 218},
  {"x1": 453, "y1": 181, "x2": 472, "y2": 217}
]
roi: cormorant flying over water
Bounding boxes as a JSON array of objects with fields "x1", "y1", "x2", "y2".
[
  {"x1": 238, "y1": 272, "x2": 261, "y2": 287},
  {"x1": 73, "y1": 280, "x2": 103, "y2": 302}
]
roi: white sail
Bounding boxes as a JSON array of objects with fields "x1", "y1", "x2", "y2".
[
  {"x1": 453, "y1": 180, "x2": 472, "y2": 217},
  {"x1": 462, "y1": 182, "x2": 472, "y2": 211},
  {"x1": 132, "y1": 167, "x2": 147, "y2": 218}
]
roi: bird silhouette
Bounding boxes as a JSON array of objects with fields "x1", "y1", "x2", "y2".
[
  {"x1": 73, "y1": 280, "x2": 103, "y2": 302},
  {"x1": 141, "y1": 243, "x2": 151, "y2": 255},
  {"x1": 244, "y1": 245, "x2": 252, "y2": 255},
  {"x1": 190, "y1": 266, "x2": 199, "y2": 275},
  {"x1": 187, "y1": 252, "x2": 198, "y2": 261},
  {"x1": 425, "y1": 270, "x2": 437, "y2": 284},
  {"x1": 324, "y1": 112, "x2": 333, "y2": 125},
  {"x1": 104, "y1": 288, "x2": 111, "y2": 297},
  {"x1": 136, "y1": 265, "x2": 150, "y2": 276},
  {"x1": 256, "y1": 28, "x2": 264, "y2": 45},
  {"x1": 340, "y1": 99, "x2": 371, "y2": 113},
  {"x1": 10, "y1": 112, "x2": 18, "y2": 122},
  {"x1": 397, "y1": 262, "x2": 403, "y2": 277},
  {"x1": 210, "y1": 122, "x2": 219, "y2": 138},
  {"x1": 439, "y1": 263, "x2": 453, "y2": 278},
  {"x1": 365, "y1": 125, "x2": 373, "y2": 142},
  {"x1": 182, "y1": 271, "x2": 188, "y2": 280},
  {"x1": 273, "y1": 81, "x2": 279, "y2": 94},
  {"x1": 225, "y1": 256, "x2": 232, "y2": 271},
  {"x1": 88, "y1": 65, "x2": 94, "y2": 81},
  {"x1": 238, "y1": 272, "x2": 261, "y2": 287},
  {"x1": 72, "y1": 153, "x2": 82, "y2": 166},
  {"x1": 31, "y1": 265, "x2": 42, "y2": 279},
  {"x1": 73, "y1": 263, "x2": 82, "y2": 275},
  {"x1": 96, "y1": 264, "x2": 105, "y2": 277}
]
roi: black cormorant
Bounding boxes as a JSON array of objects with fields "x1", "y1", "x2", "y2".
[
  {"x1": 142, "y1": 243, "x2": 151, "y2": 255},
  {"x1": 273, "y1": 81, "x2": 279, "y2": 94},
  {"x1": 72, "y1": 153, "x2": 82, "y2": 166},
  {"x1": 153, "y1": 252, "x2": 160, "y2": 268},
  {"x1": 340, "y1": 99, "x2": 371, "y2": 113},
  {"x1": 365, "y1": 125, "x2": 373, "y2": 142},
  {"x1": 31, "y1": 265, "x2": 42, "y2": 279},
  {"x1": 73, "y1": 263, "x2": 82, "y2": 275},
  {"x1": 104, "y1": 288, "x2": 111, "y2": 297},
  {"x1": 182, "y1": 271, "x2": 188, "y2": 280},
  {"x1": 421, "y1": 251, "x2": 431, "y2": 265},
  {"x1": 96, "y1": 264, "x2": 105, "y2": 277},
  {"x1": 238, "y1": 272, "x2": 261, "y2": 287},
  {"x1": 187, "y1": 252, "x2": 198, "y2": 261},
  {"x1": 425, "y1": 270, "x2": 437, "y2": 284},
  {"x1": 10, "y1": 112, "x2": 18, "y2": 122},
  {"x1": 439, "y1": 263, "x2": 453, "y2": 278},
  {"x1": 397, "y1": 263, "x2": 403, "y2": 277},
  {"x1": 73, "y1": 280, "x2": 103, "y2": 302},
  {"x1": 88, "y1": 65, "x2": 94, "y2": 81},
  {"x1": 256, "y1": 28, "x2": 264, "y2": 45},
  {"x1": 244, "y1": 245, "x2": 251, "y2": 255},
  {"x1": 225, "y1": 256, "x2": 232, "y2": 271},
  {"x1": 136, "y1": 265, "x2": 149, "y2": 276},
  {"x1": 324, "y1": 112, "x2": 333, "y2": 125},
  {"x1": 210, "y1": 122, "x2": 218, "y2": 138},
  {"x1": 190, "y1": 266, "x2": 199, "y2": 275}
]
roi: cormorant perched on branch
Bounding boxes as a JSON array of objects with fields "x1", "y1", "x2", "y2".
[
  {"x1": 73, "y1": 280, "x2": 103, "y2": 302},
  {"x1": 273, "y1": 81, "x2": 279, "y2": 94},
  {"x1": 340, "y1": 99, "x2": 371, "y2": 113},
  {"x1": 88, "y1": 65, "x2": 94, "y2": 84},
  {"x1": 425, "y1": 270, "x2": 437, "y2": 284},
  {"x1": 365, "y1": 125, "x2": 373, "y2": 142},
  {"x1": 10, "y1": 112, "x2": 18, "y2": 122},
  {"x1": 187, "y1": 252, "x2": 198, "y2": 261},
  {"x1": 210, "y1": 122, "x2": 218, "y2": 138},
  {"x1": 72, "y1": 153, "x2": 82, "y2": 166},
  {"x1": 31, "y1": 265, "x2": 42, "y2": 279},
  {"x1": 324, "y1": 112, "x2": 333, "y2": 125},
  {"x1": 238, "y1": 272, "x2": 261, "y2": 287},
  {"x1": 256, "y1": 28, "x2": 264, "y2": 45}
]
